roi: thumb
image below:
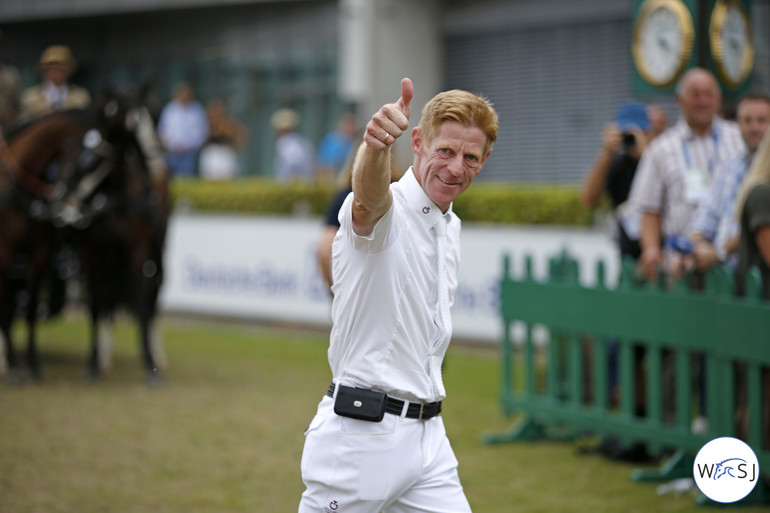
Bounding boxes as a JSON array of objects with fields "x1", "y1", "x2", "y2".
[{"x1": 397, "y1": 77, "x2": 413, "y2": 119}]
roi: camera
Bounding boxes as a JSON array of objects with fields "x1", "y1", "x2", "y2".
[{"x1": 622, "y1": 132, "x2": 635, "y2": 150}]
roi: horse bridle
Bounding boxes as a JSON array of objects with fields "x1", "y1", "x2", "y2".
[
  {"x1": 55, "y1": 104, "x2": 167, "y2": 229},
  {"x1": 50, "y1": 127, "x2": 117, "y2": 228}
]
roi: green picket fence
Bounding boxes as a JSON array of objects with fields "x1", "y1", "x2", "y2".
[{"x1": 488, "y1": 252, "x2": 769, "y2": 504}]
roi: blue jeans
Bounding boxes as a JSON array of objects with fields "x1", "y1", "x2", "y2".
[{"x1": 165, "y1": 150, "x2": 198, "y2": 177}]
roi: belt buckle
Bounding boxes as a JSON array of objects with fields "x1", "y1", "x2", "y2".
[{"x1": 418, "y1": 403, "x2": 425, "y2": 421}]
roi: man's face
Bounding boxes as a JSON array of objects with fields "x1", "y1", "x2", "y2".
[
  {"x1": 677, "y1": 74, "x2": 721, "y2": 131},
  {"x1": 411, "y1": 121, "x2": 490, "y2": 213},
  {"x1": 736, "y1": 99, "x2": 770, "y2": 154},
  {"x1": 42, "y1": 64, "x2": 70, "y2": 87}
]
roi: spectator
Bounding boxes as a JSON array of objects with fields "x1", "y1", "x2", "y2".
[
  {"x1": 582, "y1": 101, "x2": 665, "y2": 261},
  {"x1": 271, "y1": 107, "x2": 314, "y2": 183},
  {"x1": 316, "y1": 111, "x2": 357, "y2": 185},
  {"x1": 157, "y1": 82, "x2": 208, "y2": 178},
  {"x1": 629, "y1": 68, "x2": 745, "y2": 282},
  {"x1": 581, "y1": 103, "x2": 665, "y2": 462},
  {"x1": 734, "y1": 127, "x2": 770, "y2": 299},
  {"x1": 0, "y1": 29, "x2": 22, "y2": 134},
  {"x1": 690, "y1": 92, "x2": 770, "y2": 271},
  {"x1": 317, "y1": 160, "x2": 354, "y2": 291},
  {"x1": 733, "y1": 127, "x2": 770, "y2": 452},
  {"x1": 198, "y1": 97, "x2": 250, "y2": 181},
  {"x1": 19, "y1": 45, "x2": 90, "y2": 122}
]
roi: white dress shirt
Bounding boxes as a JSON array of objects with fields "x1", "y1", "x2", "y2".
[
  {"x1": 43, "y1": 82, "x2": 68, "y2": 109},
  {"x1": 328, "y1": 167, "x2": 460, "y2": 403}
]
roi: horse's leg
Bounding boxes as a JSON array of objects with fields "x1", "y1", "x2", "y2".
[
  {"x1": 85, "y1": 308, "x2": 112, "y2": 381},
  {"x1": 137, "y1": 299, "x2": 164, "y2": 385},
  {"x1": 24, "y1": 227, "x2": 54, "y2": 381},
  {"x1": 130, "y1": 226, "x2": 165, "y2": 384},
  {"x1": 0, "y1": 277, "x2": 16, "y2": 380},
  {"x1": 24, "y1": 276, "x2": 42, "y2": 381},
  {"x1": 0, "y1": 230, "x2": 21, "y2": 381},
  {"x1": 97, "y1": 316, "x2": 114, "y2": 374}
]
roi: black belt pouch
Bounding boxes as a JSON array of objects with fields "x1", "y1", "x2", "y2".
[{"x1": 333, "y1": 385, "x2": 387, "y2": 422}]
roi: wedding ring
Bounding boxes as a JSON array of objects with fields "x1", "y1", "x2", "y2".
[{"x1": 383, "y1": 133, "x2": 392, "y2": 144}]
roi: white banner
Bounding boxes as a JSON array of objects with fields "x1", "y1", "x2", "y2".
[{"x1": 159, "y1": 214, "x2": 619, "y2": 343}]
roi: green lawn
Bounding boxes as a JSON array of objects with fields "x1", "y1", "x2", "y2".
[{"x1": 0, "y1": 313, "x2": 764, "y2": 513}]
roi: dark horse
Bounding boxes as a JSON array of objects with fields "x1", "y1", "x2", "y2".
[
  {"x1": 69, "y1": 86, "x2": 170, "y2": 384},
  {"x1": 0, "y1": 86, "x2": 170, "y2": 383},
  {"x1": 0, "y1": 110, "x2": 91, "y2": 380}
]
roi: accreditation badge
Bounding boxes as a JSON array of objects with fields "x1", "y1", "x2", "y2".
[{"x1": 684, "y1": 166, "x2": 710, "y2": 204}]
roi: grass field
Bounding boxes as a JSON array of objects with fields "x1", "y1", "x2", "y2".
[{"x1": 0, "y1": 312, "x2": 765, "y2": 513}]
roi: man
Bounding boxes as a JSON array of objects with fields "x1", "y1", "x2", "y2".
[
  {"x1": 581, "y1": 101, "x2": 666, "y2": 261},
  {"x1": 690, "y1": 92, "x2": 770, "y2": 270},
  {"x1": 271, "y1": 107, "x2": 315, "y2": 183},
  {"x1": 316, "y1": 111, "x2": 357, "y2": 185},
  {"x1": 157, "y1": 82, "x2": 208, "y2": 178},
  {"x1": 19, "y1": 45, "x2": 90, "y2": 122},
  {"x1": 629, "y1": 68, "x2": 745, "y2": 281},
  {"x1": 298, "y1": 78, "x2": 497, "y2": 513}
]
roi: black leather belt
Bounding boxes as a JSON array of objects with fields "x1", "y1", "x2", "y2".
[{"x1": 327, "y1": 383, "x2": 442, "y2": 421}]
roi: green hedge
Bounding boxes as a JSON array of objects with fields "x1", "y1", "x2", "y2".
[{"x1": 171, "y1": 178, "x2": 601, "y2": 226}]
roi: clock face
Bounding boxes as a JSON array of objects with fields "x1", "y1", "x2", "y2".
[
  {"x1": 710, "y1": 0, "x2": 754, "y2": 88},
  {"x1": 633, "y1": 0, "x2": 695, "y2": 88}
]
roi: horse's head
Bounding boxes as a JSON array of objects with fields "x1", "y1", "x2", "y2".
[{"x1": 51, "y1": 83, "x2": 169, "y2": 228}]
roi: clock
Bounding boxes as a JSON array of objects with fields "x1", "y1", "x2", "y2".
[
  {"x1": 632, "y1": 0, "x2": 695, "y2": 88},
  {"x1": 709, "y1": 0, "x2": 754, "y2": 89}
]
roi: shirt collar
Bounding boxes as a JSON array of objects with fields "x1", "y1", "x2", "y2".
[
  {"x1": 399, "y1": 167, "x2": 452, "y2": 231},
  {"x1": 676, "y1": 116, "x2": 720, "y2": 141}
]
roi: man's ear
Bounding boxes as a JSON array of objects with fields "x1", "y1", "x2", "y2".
[
  {"x1": 480, "y1": 149, "x2": 492, "y2": 165},
  {"x1": 411, "y1": 127, "x2": 422, "y2": 155}
]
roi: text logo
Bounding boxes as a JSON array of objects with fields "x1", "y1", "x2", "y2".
[{"x1": 693, "y1": 437, "x2": 759, "y2": 503}]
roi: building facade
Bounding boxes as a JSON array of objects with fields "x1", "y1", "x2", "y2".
[{"x1": 1, "y1": 0, "x2": 768, "y2": 182}]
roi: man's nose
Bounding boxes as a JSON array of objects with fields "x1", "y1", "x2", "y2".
[{"x1": 448, "y1": 154, "x2": 464, "y2": 175}]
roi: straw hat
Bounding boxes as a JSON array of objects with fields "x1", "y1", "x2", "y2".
[
  {"x1": 270, "y1": 108, "x2": 300, "y2": 132},
  {"x1": 39, "y1": 45, "x2": 76, "y2": 70}
]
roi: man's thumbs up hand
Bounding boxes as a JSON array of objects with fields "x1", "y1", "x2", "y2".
[{"x1": 364, "y1": 78, "x2": 413, "y2": 150}]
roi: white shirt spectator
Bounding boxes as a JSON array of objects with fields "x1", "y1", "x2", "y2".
[
  {"x1": 274, "y1": 132, "x2": 314, "y2": 182},
  {"x1": 629, "y1": 117, "x2": 744, "y2": 239}
]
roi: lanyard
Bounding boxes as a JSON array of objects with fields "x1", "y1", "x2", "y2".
[{"x1": 682, "y1": 125, "x2": 719, "y2": 173}]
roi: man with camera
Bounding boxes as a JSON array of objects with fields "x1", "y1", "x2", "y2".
[{"x1": 582, "y1": 101, "x2": 665, "y2": 261}]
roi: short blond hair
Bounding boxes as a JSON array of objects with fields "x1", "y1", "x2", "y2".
[{"x1": 418, "y1": 89, "x2": 498, "y2": 155}]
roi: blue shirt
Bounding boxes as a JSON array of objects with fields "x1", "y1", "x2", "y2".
[
  {"x1": 317, "y1": 130, "x2": 354, "y2": 175},
  {"x1": 690, "y1": 150, "x2": 751, "y2": 262},
  {"x1": 157, "y1": 99, "x2": 209, "y2": 153}
]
